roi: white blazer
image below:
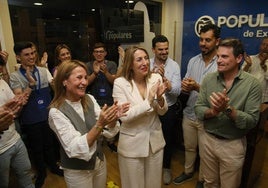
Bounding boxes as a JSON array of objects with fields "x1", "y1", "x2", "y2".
[{"x1": 113, "y1": 73, "x2": 168, "y2": 157}]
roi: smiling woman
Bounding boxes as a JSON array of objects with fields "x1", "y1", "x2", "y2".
[
  {"x1": 112, "y1": 46, "x2": 168, "y2": 188},
  {"x1": 48, "y1": 59, "x2": 129, "y2": 188}
]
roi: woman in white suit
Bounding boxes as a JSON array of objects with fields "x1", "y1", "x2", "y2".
[{"x1": 113, "y1": 46, "x2": 168, "y2": 188}]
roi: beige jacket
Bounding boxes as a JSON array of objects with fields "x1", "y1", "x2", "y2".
[{"x1": 112, "y1": 73, "x2": 168, "y2": 157}]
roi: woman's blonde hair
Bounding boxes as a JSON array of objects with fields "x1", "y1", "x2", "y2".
[
  {"x1": 49, "y1": 60, "x2": 89, "y2": 110},
  {"x1": 120, "y1": 46, "x2": 151, "y2": 82}
]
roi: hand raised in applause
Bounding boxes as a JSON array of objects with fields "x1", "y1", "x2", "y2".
[
  {"x1": 259, "y1": 52, "x2": 268, "y2": 72},
  {"x1": 0, "y1": 96, "x2": 24, "y2": 133},
  {"x1": 163, "y1": 77, "x2": 171, "y2": 91},
  {"x1": 93, "y1": 61, "x2": 100, "y2": 75},
  {"x1": 116, "y1": 102, "x2": 130, "y2": 118},
  {"x1": 209, "y1": 89, "x2": 229, "y2": 115},
  {"x1": 118, "y1": 46, "x2": 125, "y2": 63},
  {"x1": 0, "y1": 107, "x2": 14, "y2": 133},
  {"x1": 148, "y1": 79, "x2": 167, "y2": 105},
  {"x1": 181, "y1": 77, "x2": 198, "y2": 93},
  {"x1": 96, "y1": 103, "x2": 120, "y2": 129},
  {"x1": 100, "y1": 63, "x2": 108, "y2": 74},
  {"x1": 244, "y1": 52, "x2": 252, "y2": 66},
  {"x1": 25, "y1": 66, "x2": 36, "y2": 87},
  {"x1": 0, "y1": 51, "x2": 9, "y2": 65},
  {"x1": 152, "y1": 64, "x2": 165, "y2": 77},
  {"x1": 40, "y1": 52, "x2": 48, "y2": 67}
]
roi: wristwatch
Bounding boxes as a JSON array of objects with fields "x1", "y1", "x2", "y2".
[{"x1": 224, "y1": 105, "x2": 232, "y2": 115}]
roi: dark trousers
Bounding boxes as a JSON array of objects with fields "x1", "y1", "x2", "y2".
[
  {"x1": 22, "y1": 121, "x2": 58, "y2": 177},
  {"x1": 160, "y1": 104, "x2": 179, "y2": 169}
]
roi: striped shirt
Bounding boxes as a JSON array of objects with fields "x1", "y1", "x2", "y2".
[
  {"x1": 150, "y1": 57, "x2": 181, "y2": 106},
  {"x1": 183, "y1": 54, "x2": 218, "y2": 121}
]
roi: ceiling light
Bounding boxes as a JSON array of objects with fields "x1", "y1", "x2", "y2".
[
  {"x1": 34, "y1": 2, "x2": 43, "y2": 6},
  {"x1": 125, "y1": 0, "x2": 134, "y2": 3}
]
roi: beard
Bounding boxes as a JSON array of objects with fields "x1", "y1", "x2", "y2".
[
  {"x1": 157, "y1": 54, "x2": 168, "y2": 62},
  {"x1": 201, "y1": 47, "x2": 216, "y2": 56}
]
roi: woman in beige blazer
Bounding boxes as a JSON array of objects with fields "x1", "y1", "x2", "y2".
[{"x1": 113, "y1": 46, "x2": 168, "y2": 188}]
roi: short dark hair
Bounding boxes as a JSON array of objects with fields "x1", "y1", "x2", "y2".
[
  {"x1": 13, "y1": 41, "x2": 33, "y2": 55},
  {"x1": 152, "y1": 35, "x2": 169, "y2": 48},
  {"x1": 93, "y1": 42, "x2": 106, "y2": 51},
  {"x1": 219, "y1": 38, "x2": 244, "y2": 57},
  {"x1": 200, "y1": 24, "x2": 221, "y2": 39}
]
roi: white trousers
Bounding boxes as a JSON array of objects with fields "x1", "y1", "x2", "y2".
[
  {"x1": 63, "y1": 157, "x2": 107, "y2": 188},
  {"x1": 118, "y1": 148, "x2": 163, "y2": 188}
]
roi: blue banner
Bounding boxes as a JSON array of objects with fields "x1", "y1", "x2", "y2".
[{"x1": 182, "y1": 0, "x2": 268, "y2": 77}]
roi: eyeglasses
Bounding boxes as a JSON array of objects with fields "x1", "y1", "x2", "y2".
[{"x1": 93, "y1": 50, "x2": 105, "y2": 54}]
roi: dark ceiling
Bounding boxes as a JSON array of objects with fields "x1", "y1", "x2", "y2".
[
  {"x1": 7, "y1": 0, "x2": 162, "y2": 64},
  {"x1": 8, "y1": 0, "x2": 161, "y2": 24},
  {"x1": 7, "y1": 0, "x2": 147, "y2": 11}
]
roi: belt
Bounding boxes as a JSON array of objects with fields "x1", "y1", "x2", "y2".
[{"x1": 207, "y1": 132, "x2": 228, "y2": 140}]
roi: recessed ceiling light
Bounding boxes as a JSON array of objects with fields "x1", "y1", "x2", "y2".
[
  {"x1": 34, "y1": 2, "x2": 43, "y2": 6},
  {"x1": 125, "y1": 0, "x2": 134, "y2": 3},
  {"x1": 91, "y1": 9, "x2": 95, "y2": 12}
]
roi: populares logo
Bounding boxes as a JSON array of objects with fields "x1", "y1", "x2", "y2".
[
  {"x1": 195, "y1": 15, "x2": 215, "y2": 37},
  {"x1": 195, "y1": 14, "x2": 268, "y2": 38}
]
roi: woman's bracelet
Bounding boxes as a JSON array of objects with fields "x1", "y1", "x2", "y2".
[{"x1": 94, "y1": 125, "x2": 103, "y2": 132}]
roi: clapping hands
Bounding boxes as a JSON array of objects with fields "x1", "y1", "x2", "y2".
[
  {"x1": 243, "y1": 52, "x2": 252, "y2": 66},
  {"x1": 97, "y1": 101, "x2": 130, "y2": 129},
  {"x1": 181, "y1": 77, "x2": 198, "y2": 93},
  {"x1": 0, "y1": 96, "x2": 25, "y2": 134},
  {"x1": 25, "y1": 66, "x2": 36, "y2": 87},
  {"x1": 209, "y1": 89, "x2": 229, "y2": 114},
  {"x1": 152, "y1": 64, "x2": 165, "y2": 77},
  {"x1": 149, "y1": 79, "x2": 167, "y2": 104}
]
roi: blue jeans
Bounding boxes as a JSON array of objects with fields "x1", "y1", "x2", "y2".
[{"x1": 0, "y1": 138, "x2": 34, "y2": 188}]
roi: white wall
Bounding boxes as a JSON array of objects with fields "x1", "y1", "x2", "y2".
[
  {"x1": 132, "y1": 0, "x2": 184, "y2": 65},
  {"x1": 161, "y1": 0, "x2": 184, "y2": 65},
  {"x1": 0, "y1": 0, "x2": 16, "y2": 72}
]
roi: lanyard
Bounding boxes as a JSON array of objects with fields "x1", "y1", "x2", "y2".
[{"x1": 19, "y1": 66, "x2": 41, "y2": 91}]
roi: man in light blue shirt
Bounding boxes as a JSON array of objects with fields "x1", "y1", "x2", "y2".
[
  {"x1": 150, "y1": 35, "x2": 181, "y2": 185},
  {"x1": 173, "y1": 24, "x2": 221, "y2": 188}
]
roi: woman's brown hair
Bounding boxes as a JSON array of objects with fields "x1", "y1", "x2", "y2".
[{"x1": 49, "y1": 60, "x2": 90, "y2": 111}]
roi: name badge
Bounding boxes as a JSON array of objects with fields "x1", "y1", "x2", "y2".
[{"x1": 99, "y1": 88, "x2": 107, "y2": 97}]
